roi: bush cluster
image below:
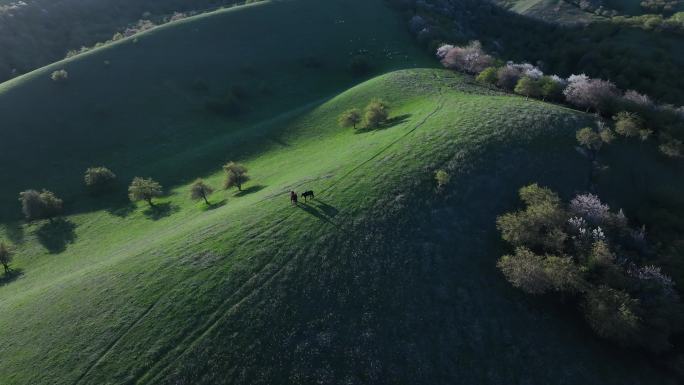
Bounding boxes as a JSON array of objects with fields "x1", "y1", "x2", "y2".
[
  {"x1": 338, "y1": 99, "x2": 391, "y2": 130},
  {"x1": 497, "y1": 184, "x2": 684, "y2": 352},
  {"x1": 438, "y1": 42, "x2": 684, "y2": 158}
]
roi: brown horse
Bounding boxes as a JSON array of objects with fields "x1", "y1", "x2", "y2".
[{"x1": 290, "y1": 191, "x2": 298, "y2": 206}]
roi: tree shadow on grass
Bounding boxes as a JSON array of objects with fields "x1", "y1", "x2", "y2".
[
  {"x1": 0, "y1": 268, "x2": 24, "y2": 287},
  {"x1": 106, "y1": 201, "x2": 137, "y2": 218},
  {"x1": 201, "y1": 199, "x2": 228, "y2": 211},
  {"x1": 36, "y1": 218, "x2": 77, "y2": 254},
  {"x1": 143, "y1": 202, "x2": 179, "y2": 221},
  {"x1": 355, "y1": 114, "x2": 412, "y2": 133},
  {"x1": 1, "y1": 221, "x2": 25, "y2": 244},
  {"x1": 234, "y1": 185, "x2": 266, "y2": 197}
]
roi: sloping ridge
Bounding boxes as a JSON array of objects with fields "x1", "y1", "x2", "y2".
[{"x1": 0, "y1": 1, "x2": 680, "y2": 384}]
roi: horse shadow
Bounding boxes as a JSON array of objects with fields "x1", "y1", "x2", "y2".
[
  {"x1": 0, "y1": 268, "x2": 24, "y2": 287},
  {"x1": 234, "y1": 185, "x2": 265, "y2": 197},
  {"x1": 355, "y1": 114, "x2": 412, "y2": 133},
  {"x1": 36, "y1": 218, "x2": 77, "y2": 254},
  {"x1": 298, "y1": 199, "x2": 339, "y2": 223},
  {"x1": 143, "y1": 202, "x2": 179, "y2": 220}
]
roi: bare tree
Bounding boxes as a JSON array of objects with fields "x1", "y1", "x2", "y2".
[
  {"x1": 190, "y1": 179, "x2": 214, "y2": 205},
  {"x1": 223, "y1": 162, "x2": 250, "y2": 191}
]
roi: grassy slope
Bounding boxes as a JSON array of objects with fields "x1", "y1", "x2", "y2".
[
  {"x1": 0, "y1": 0, "x2": 431, "y2": 221},
  {"x1": 0, "y1": 67, "x2": 678, "y2": 383},
  {"x1": 0, "y1": 1, "x2": 683, "y2": 384}
]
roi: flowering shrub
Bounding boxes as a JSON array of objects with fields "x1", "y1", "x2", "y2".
[{"x1": 496, "y1": 184, "x2": 684, "y2": 352}]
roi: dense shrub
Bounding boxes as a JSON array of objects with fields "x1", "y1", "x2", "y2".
[
  {"x1": 434, "y1": 170, "x2": 450, "y2": 189},
  {"x1": 497, "y1": 184, "x2": 684, "y2": 352},
  {"x1": 576, "y1": 127, "x2": 603, "y2": 151},
  {"x1": 437, "y1": 41, "x2": 494, "y2": 74},
  {"x1": 18, "y1": 189, "x2": 63, "y2": 221},
  {"x1": 514, "y1": 76, "x2": 542, "y2": 98},
  {"x1": 563, "y1": 74, "x2": 620, "y2": 114},
  {"x1": 128, "y1": 177, "x2": 162, "y2": 207},
  {"x1": 475, "y1": 66, "x2": 498, "y2": 85},
  {"x1": 364, "y1": 99, "x2": 390, "y2": 128},
  {"x1": 50, "y1": 69, "x2": 68, "y2": 82},
  {"x1": 84, "y1": 166, "x2": 117, "y2": 194}
]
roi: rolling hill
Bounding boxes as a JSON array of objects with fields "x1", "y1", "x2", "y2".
[{"x1": 1, "y1": 0, "x2": 683, "y2": 384}]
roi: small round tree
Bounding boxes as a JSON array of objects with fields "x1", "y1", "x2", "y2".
[
  {"x1": 435, "y1": 170, "x2": 450, "y2": 191},
  {"x1": 128, "y1": 177, "x2": 163, "y2": 207},
  {"x1": 338, "y1": 108, "x2": 362, "y2": 129},
  {"x1": 51, "y1": 69, "x2": 69, "y2": 82},
  {"x1": 190, "y1": 179, "x2": 214, "y2": 205},
  {"x1": 223, "y1": 162, "x2": 250, "y2": 191},
  {"x1": 364, "y1": 99, "x2": 389, "y2": 128},
  {"x1": 84, "y1": 166, "x2": 117, "y2": 194},
  {"x1": 476, "y1": 67, "x2": 498, "y2": 85},
  {"x1": 0, "y1": 242, "x2": 13, "y2": 274},
  {"x1": 514, "y1": 76, "x2": 541, "y2": 98},
  {"x1": 576, "y1": 127, "x2": 603, "y2": 151},
  {"x1": 613, "y1": 111, "x2": 643, "y2": 138}
]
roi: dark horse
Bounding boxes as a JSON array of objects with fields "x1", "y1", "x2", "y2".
[
  {"x1": 290, "y1": 191, "x2": 298, "y2": 206},
  {"x1": 301, "y1": 190, "x2": 315, "y2": 202}
]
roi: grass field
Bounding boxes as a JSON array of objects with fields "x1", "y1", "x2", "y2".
[{"x1": 1, "y1": 0, "x2": 683, "y2": 384}]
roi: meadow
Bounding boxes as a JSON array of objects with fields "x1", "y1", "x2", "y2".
[{"x1": 1, "y1": 0, "x2": 683, "y2": 384}]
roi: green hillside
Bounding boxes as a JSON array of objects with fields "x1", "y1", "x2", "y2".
[
  {"x1": 1, "y1": 0, "x2": 683, "y2": 384},
  {"x1": 0, "y1": 0, "x2": 431, "y2": 221}
]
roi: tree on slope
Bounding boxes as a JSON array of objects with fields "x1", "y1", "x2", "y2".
[
  {"x1": 338, "y1": 108, "x2": 362, "y2": 129},
  {"x1": 128, "y1": 177, "x2": 163, "y2": 207},
  {"x1": 0, "y1": 242, "x2": 13, "y2": 274},
  {"x1": 223, "y1": 162, "x2": 250, "y2": 191},
  {"x1": 364, "y1": 99, "x2": 390, "y2": 128},
  {"x1": 190, "y1": 179, "x2": 214, "y2": 205}
]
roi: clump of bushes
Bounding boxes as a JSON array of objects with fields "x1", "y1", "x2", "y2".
[
  {"x1": 364, "y1": 98, "x2": 389, "y2": 128},
  {"x1": 496, "y1": 184, "x2": 684, "y2": 352},
  {"x1": 18, "y1": 189, "x2": 63, "y2": 221},
  {"x1": 438, "y1": 42, "x2": 684, "y2": 159},
  {"x1": 434, "y1": 170, "x2": 450, "y2": 191},
  {"x1": 437, "y1": 41, "x2": 493, "y2": 74},
  {"x1": 84, "y1": 166, "x2": 117, "y2": 194},
  {"x1": 50, "y1": 69, "x2": 68, "y2": 82},
  {"x1": 338, "y1": 99, "x2": 391, "y2": 130}
]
